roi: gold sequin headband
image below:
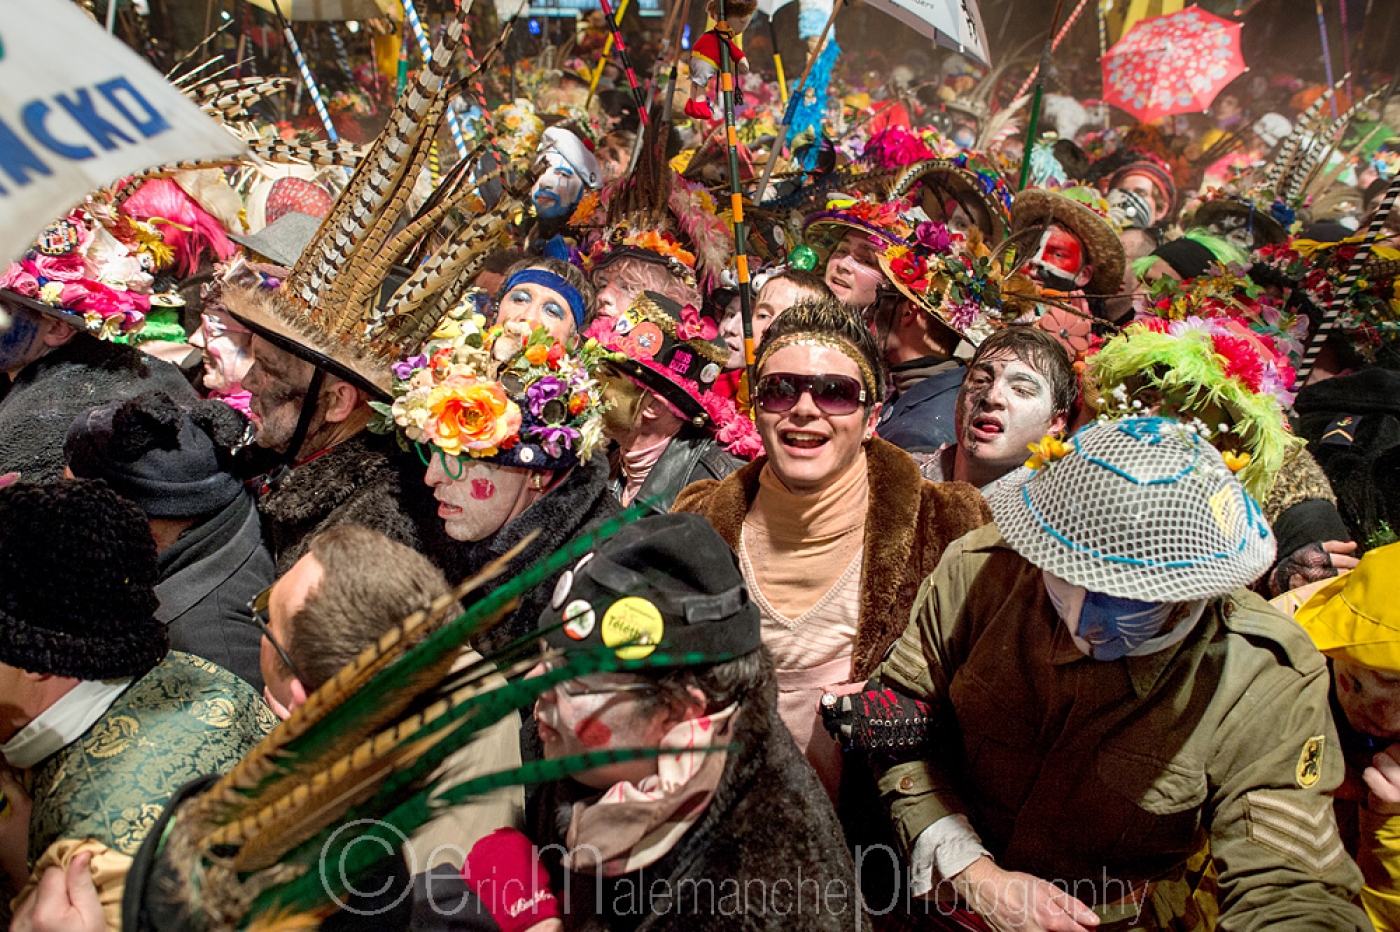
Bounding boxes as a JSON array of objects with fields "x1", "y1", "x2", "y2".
[{"x1": 756, "y1": 334, "x2": 878, "y2": 400}]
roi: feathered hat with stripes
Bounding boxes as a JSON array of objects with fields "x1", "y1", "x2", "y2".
[{"x1": 224, "y1": 13, "x2": 518, "y2": 400}]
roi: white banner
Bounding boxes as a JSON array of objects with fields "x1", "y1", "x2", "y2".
[{"x1": 0, "y1": 0, "x2": 246, "y2": 263}]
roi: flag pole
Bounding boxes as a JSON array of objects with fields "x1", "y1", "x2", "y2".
[
  {"x1": 586, "y1": 0, "x2": 634, "y2": 106},
  {"x1": 715, "y1": 0, "x2": 758, "y2": 388},
  {"x1": 1017, "y1": 0, "x2": 1068, "y2": 191},
  {"x1": 268, "y1": 0, "x2": 340, "y2": 142}
]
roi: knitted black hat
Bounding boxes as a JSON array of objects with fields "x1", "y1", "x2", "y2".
[
  {"x1": 539, "y1": 514, "x2": 760, "y2": 661},
  {"x1": 64, "y1": 392, "x2": 244, "y2": 519},
  {"x1": 0, "y1": 479, "x2": 166, "y2": 680}
]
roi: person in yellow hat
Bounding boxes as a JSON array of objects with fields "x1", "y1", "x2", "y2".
[{"x1": 1296, "y1": 542, "x2": 1400, "y2": 932}]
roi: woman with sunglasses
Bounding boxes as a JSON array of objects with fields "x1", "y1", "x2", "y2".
[
  {"x1": 674, "y1": 298, "x2": 991, "y2": 800},
  {"x1": 381, "y1": 310, "x2": 619, "y2": 654}
]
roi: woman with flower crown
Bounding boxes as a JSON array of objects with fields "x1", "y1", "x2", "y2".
[{"x1": 377, "y1": 309, "x2": 618, "y2": 655}]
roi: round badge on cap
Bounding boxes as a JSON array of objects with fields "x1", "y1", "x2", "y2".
[
  {"x1": 551, "y1": 571, "x2": 573, "y2": 610},
  {"x1": 700, "y1": 362, "x2": 720, "y2": 384},
  {"x1": 600, "y1": 596, "x2": 665, "y2": 659},
  {"x1": 563, "y1": 599, "x2": 596, "y2": 640}
]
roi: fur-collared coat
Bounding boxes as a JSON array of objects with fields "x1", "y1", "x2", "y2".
[
  {"x1": 672, "y1": 437, "x2": 991, "y2": 681},
  {"x1": 531, "y1": 651, "x2": 861, "y2": 932},
  {"x1": 257, "y1": 430, "x2": 423, "y2": 575}
]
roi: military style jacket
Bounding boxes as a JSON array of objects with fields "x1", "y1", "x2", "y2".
[{"x1": 874, "y1": 525, "x2": 1369, "y2": 931}]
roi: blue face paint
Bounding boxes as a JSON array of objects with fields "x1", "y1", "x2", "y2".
[
  {"x1": 1075, "y1": 591, "x2": 1176, "y2": 661},
  {"x1": 0, "y1": 303, "x2": 44, "y2": 374},
  {"x1": 1042, "y1": 571, "x2": 1178, "y2": 662}
]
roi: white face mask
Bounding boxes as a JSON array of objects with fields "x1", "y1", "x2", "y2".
[{"x1": 1042, "y1": 571, "x2": 1205, "y2": 661}]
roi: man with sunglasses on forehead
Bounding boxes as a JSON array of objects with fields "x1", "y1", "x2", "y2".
[{"x1": 252, "y1": 525, "x2": 523, "y2": 870}]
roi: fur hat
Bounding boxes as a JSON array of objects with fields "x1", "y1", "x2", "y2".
[
  {"x1": 0, "y1": 479, "x2": 166, "y2": 680},
  {"x1": 64, "y1": 392, "x2": 245, "y2": 520}
]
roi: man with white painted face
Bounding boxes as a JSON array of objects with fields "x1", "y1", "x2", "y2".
[
  {"x1": 834, "y1": 417, "x2": 1369, "y2": 931},
  {"x1": 916, "y1": 326, "x2": 1076, "y2": 496}
]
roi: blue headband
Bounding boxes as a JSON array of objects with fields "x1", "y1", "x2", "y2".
[{"x1": 500, "y1": 269, "x2": 587, "y2": 326}]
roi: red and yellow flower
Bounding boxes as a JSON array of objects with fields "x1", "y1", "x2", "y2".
[{"x1": 424, "y1": 375, "x2": 522, "y2": 458}]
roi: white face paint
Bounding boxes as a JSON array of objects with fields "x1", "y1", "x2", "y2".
[
  {"x1": 531, "y1": 151, "x2": 586, "y2": 220},
  {"x1": 424, "y1": 454, "x2": 537, "y2": 542}
]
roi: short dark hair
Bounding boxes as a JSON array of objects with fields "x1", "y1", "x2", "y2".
[
  {"x1": 755, "y1": 296, "x2": 885, "y2": 401},
  {"x1": 637, "y1": 646, "x2": 773, "y2": 718},
  {"x1": 500, "y1": 257, "x2": 596, "y2": 317},
  {"x1": 481, "y1": 249, "x2": 530, "y2": 277},
  {"x1": 284, "y1": 526, "x2": 459, "y2": 691},
  {"x1": 965, "y1": 325, "x2": 1078, "y2": 420}
]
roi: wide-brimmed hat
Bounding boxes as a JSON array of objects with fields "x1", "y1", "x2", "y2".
[
  {"x1": 890, "y1": 158, "x2": 1013, "y2": 245},
  {"x1": 1187, "y1": 197, "x2": 1288, "y2": 248},
  {"x1": 0, "y1": 210, "x2": 167, "y2": 340},
  {"x1": 803, "y1": 194, "x2": 918, "y2": 250},
  {"x1": 875, "y1": 228, "x2": 1040, "y2": 348},
  {"x1": 588, "y1": 291, "x2": 761, "y2": 457},
  {"x1": 1011, "y1": 187, "x2": 1127, "y2": 297},
  {"x1": 539, "y1": 513, "x2": 761, "y2": 661},
  {"x1": 1295, "y1": 542, "x2": 1400, "y2": 672},
  {"x1": 989, "y1": 416, "x2": 1276, "y2": 602}
]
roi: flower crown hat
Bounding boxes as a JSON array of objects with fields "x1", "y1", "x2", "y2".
[
  {"x1": 587, "y1": 291, "x2": 762, "y2": 458},
  {"x1": 0, "y1": 208, "x2": 172, "y2": 341},
  {"x1": 1254, "y1": 238, "x2": 1400, "y2": 363},
  {"x1": 374, "y1": 311, "x2": 611, "y2": 473},
  {"x1": 1086, "y1": 312, "x2": 1304, "y2": 502},
  {"x1": 875, "y1": 223, "x2": 1041, "y2": 348},
  {"x1": 802, "y1": 193, "x2": 919, "y2": 251}
]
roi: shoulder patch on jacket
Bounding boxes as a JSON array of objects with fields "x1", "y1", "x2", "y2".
[
  {"x1": 1295, "y1": 735, "x2": 1325, "y2": 788},
  {"x1": 1243, "y1": 789, "x2": 1345, "y2": 873},
  {"x1": 1218, "y1": 590, "x2": 1328, "y2": 674}
]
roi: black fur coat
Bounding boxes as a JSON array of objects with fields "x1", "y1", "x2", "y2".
[
  {"x1": 0, "y1": 337, "x2": 198, "y2": 482},
  {"x1": 530, "y1": 661, "x2": 861, "y2": 932},
  {"x1": 257, "y1": 430, "x2": 423, "y2": 575}
]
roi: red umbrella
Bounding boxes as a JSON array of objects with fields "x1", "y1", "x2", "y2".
[{"x1": 1102, "y1": 6, "x2": 1246, "y2": 123}]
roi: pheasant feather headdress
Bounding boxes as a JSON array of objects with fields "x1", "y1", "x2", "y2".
[{"x1": 225, "y1": 9, "x2": 518, "y2": 399}]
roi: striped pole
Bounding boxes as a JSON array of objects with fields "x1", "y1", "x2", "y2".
[
  {"x1": 1316, "y1": 0, "x2": 1340, "y2": 119},
  {"x1": 268, "y1": 0, "x2": 339, "y2": 142},
  {"x1": 403, "y1": 0, "x2": 469, "y2": 158},
  {"x1": 1011, "y1": 0, "x2": 1091, "y2": 103},
  {"x1": 597, "y1": 0, "x2": 650, "y2": 125},
  {"x1": 586, "y1": 0, "x2": 633, "y2": 106},
  {"x1": 715, "y1": 1, "x2": 755, "y2": 385},
  {"x1": 1295, "y1": 175, "x2": 1400, "y2": 384},
  {"x1": 327, "y1": 22, "x2": 356, "y2": 83}
]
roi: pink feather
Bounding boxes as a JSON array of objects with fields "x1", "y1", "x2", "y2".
[{"x1": 121, "y1": 178, "x2": 236, "y2": 277}]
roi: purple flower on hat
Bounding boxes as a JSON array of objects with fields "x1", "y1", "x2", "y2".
[
  {"x1": 913, "y1": 222, "x2": 955, "y2": 255},
  {"x1": 393, "y1": 354, "x2": 428, "y2": 380},
  {"x1": 532, "y1": 425, "x2": 580, "y2": 459},
  {"x1": 526, "y1": 376, "x2": 567, "y2": 416}
]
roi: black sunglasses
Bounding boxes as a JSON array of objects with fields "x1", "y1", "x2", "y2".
[
  {"x1": 248, "y1": 587, "x2": 308, "y2": 685},
  {"x1": 754, "y1": 373, "x2": 867, "y2": 416}
]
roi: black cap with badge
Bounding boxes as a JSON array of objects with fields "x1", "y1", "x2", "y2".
[{"x1": 538, "y1": 514, "x2": 761, "y2": 661}]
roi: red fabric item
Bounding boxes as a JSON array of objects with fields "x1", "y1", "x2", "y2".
[
  {"x1": 462, "y1": 829, "x2": 560, "y2": 932},
  {"x1": 690, "y1": 30, "x2": 745, "y2": 70}
]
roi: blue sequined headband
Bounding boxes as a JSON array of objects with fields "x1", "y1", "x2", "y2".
[{"x1": 500, "y1": 268, "x2": 587, "y2": 326}]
